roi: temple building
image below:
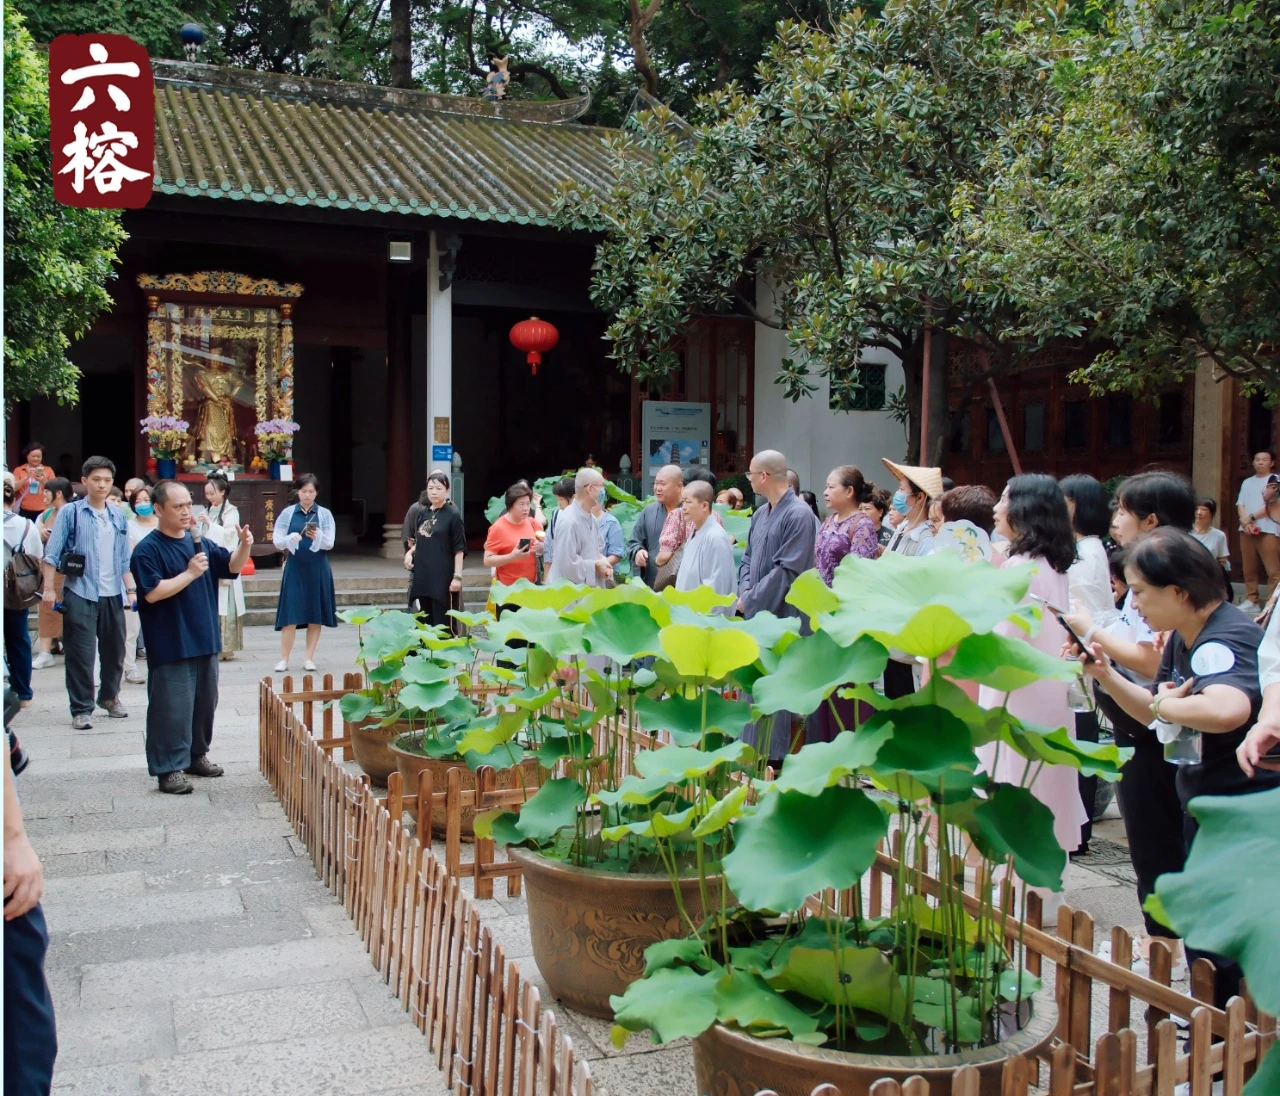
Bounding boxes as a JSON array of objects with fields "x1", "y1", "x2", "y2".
[{"x1": 8, "y1": 59, "x2": 1262, "y2": 564}]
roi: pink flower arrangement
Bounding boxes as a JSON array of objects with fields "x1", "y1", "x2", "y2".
[{"x1": 140, "y1": 415, "x2": 190, "y2": 459}]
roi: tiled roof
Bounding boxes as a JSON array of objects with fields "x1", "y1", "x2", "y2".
[{"x1": 150, "y1": 61, "x2": 618, "y2": 226}]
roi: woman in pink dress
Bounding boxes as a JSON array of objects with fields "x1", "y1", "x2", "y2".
[{"x1": 978, "y1": 475, "x2": 1087, "y2": 865}]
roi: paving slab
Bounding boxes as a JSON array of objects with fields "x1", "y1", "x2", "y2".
[
  {"x1": 46, "y1": 887, "x2": 245, "y2": 935},
  {"x1": 51, "y1": 1061, "x2": 143, "y2": 1096},
  {"x1": 53, "y1": 1004, "x2": 176, "y2": 1069},
  {"x1": 138, "y1": 1025, "x2": 445, "y2": 1096},
  {"x1": 171, "y1": 981, "x2": 369, "y2": 1053}
]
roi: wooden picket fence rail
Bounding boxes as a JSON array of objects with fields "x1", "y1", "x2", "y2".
[
  {"x1": 267, "y1": 676, "x2": 1276, "y2": 1096},
  {"x1": 260, "y1": 677, "x2": 594, "y2": 1096}
]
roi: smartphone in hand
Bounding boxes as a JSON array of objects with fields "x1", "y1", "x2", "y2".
[{"x1": 1030, "y1": 594, "x2": 1097, "y2": 663}]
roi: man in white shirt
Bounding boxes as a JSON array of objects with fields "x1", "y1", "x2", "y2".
[
  {"x1": 546, "y1": 468, "x2": 611, "y2": 587},
  {"x1": 674, "y1": 480, "x2": 736, "y2": 610},
  {"x1": 1235, "y1": 449, "x2": 1280, "y2": 612}
]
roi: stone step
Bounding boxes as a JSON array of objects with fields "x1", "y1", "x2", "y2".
[
  {"x1": 244, "y1": 573, "x2": 492, "y2": 593},
  {"x1": 244, "y1": 588, "x2": 410, "y2": 611},
  {"x1": 242, "y1": 588, "x2": 489, "y2": 627}
]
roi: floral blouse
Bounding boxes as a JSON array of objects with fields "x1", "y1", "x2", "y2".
[
  {"x1": 815, "y1": 511, "x2": 879, "y2": 585},
  {"x1": 659, "y1": 506, "x2": 724, "y2": 554}
]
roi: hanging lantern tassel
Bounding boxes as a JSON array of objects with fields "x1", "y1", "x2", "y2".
[{"x1": 509, "y1": 316, "x2": 559, "y2": 376}]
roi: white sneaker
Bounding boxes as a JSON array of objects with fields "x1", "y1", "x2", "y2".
[
  {"x1": 1242, "y1": 600, "x2": 1262, "y2": 614},
  {"x1": 125, "y1": 671, "x2": 146, "y2": 685},
  {"x1": 274, "y1": 661, "x2": 288, "y2": 673},
  {"x1": 303, "y1": 660, "x2": 318, "y2": 672},
  {"x1": 31, "y1": 652, "x2": 55, "y2": 670}
]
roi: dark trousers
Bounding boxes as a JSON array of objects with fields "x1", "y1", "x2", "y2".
[
  {"x1": 883, "y1": 659, "x2": 916, "y2": 700},
  {"x1": 412, "y1": 594, "x2": 451, "y2": 630},
  {"x1": 62, "y1": 589, "x2": 125, "y2": 717},
  {"x1": 1115, "y1": 731, "x2": 1187, "y2": 939},
  {"x1": 5, "y1": 903, "x2": 57, "y2": 1095},
  {"x1": 1075, "y1": 709, "x2": 1100, "y2": 852},
  {"x1": 4, "y1": 608, "x2": 33, "y2": 701},
  {"x1": 145, "y1": 654, "x2": 218, "y2": 777}
]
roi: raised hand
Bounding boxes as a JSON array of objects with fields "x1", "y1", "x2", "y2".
[{"x1": 236, "y1": 523, "x2": 254, "y2": 548}]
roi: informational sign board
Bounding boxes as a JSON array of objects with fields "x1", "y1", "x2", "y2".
[
  {"x1": 431, "y1": 444, "x2": 453, "y2": 464},
  {"x1": 640, "y1": 401, "x2": 711, "y2": 498}
]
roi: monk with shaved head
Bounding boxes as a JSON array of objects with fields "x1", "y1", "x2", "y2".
[
  {"x1": 626, "y1": 463, "x2": 685, "y2": 587},
  {"x1": 738, "y1": 448, "x2": 818, "y2": 762}
]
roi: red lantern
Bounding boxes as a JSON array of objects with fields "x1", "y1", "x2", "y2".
[{"x1": 509, "y1": 316, "x2": 558, "y2": 376}]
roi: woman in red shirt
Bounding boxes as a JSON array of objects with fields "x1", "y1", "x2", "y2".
[{"x1": 483, "y1": 482, "x2": 543, "y2": 586}]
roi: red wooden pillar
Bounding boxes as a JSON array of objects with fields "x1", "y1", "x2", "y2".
[{"x1": 382, "y1": 261, "x2": 414, "y2": 557}]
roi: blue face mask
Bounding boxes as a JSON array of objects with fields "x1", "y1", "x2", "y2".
[
  {"x1": 135, "y1": 502, "x2": 154, "y2": 517},
  {"x1": 891, "y1": 489, "x2": 909, "y2": 514}
]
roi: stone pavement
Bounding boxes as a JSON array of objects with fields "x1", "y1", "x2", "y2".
[
  {"x1": 17, "y1": 622, "x2": 448, "y2": 1096},
  {"x1": 14, "y1": 618, "x2": 1162, "y2": 1096}
]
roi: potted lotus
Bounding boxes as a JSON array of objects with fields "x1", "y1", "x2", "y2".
[
  {"x1": 602, "y1": 553, "x2": 1131, "y2": 1096},
  {"x1": 336, "y1": 607, "x2": 544, "y2": 830},
  {"x1": 476, "y1": 578, "x2": 802, "y2": 1018}
]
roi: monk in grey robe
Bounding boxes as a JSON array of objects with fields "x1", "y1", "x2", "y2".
[{"x1": 737, "y1": 450, "x2": 817, "y2": 761}]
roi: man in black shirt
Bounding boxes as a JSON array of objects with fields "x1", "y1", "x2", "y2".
[{"x1": 131, "y1": 481, "x2": 252, "y2": 794}]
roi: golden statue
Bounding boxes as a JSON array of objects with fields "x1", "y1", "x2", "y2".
[{"x1": 192, "y1": 362, "x2": 242, "y2": 463}]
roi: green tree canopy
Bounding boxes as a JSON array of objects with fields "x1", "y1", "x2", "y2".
[
  {"x1": 558, "y1": 0, "x2": 1068, "y2": 460},
  {"x1": 2, "y1": 6, "x2": 125, "y2": 411},
  {"x1": 959, "y1": 0, "x2": 1280, "y2": 395}
]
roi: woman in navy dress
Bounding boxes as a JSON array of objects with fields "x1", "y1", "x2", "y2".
[{"x1": 272, "y1": 474, "x2": 337, "y2": 672}]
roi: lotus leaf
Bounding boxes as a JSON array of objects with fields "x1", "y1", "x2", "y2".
[
  {"x1": 946, "y1": 632, "x2": 1081, "y2": 693},
  {"x1": 819, "y1": 552, "x2": 1039, "y2": 658},
  {"x1": 785, "y1": 568, "x2": 841, "y2": 625},
  {"x1": 661, "y1": 584, "x2": 736, "y2": 615},
  {"x1": 582, "y1": 603, "x2": 664, "y2": 663},
  {"x1": 398, "y1": 680, "x2": 460, "y2": 714},
  {"x1": 633, "y1": 740, "x2": 754, "y2": 781},
  {"x1": 999, "y1": 721, "x2": 1131, "y2": 779},
  {"x1": 724, "y1": 785, "x2": 886, "y2": 912},
  {"x1": 366, "y1": 662, "x2": 401, "y2": 685},
  {"x1": 474, "y1": 809, "x2": 526, "y2": 846},
  {"x1": 1156, "y1": 787, "x2": 1280, "y2": 1017},
  {"x1": 446, "y1": 609, "x2": 493, "y2": 628},
  {"x1": 996, "y1": 968, "x2": 1043, "y2": 1002},
  {"x1": 752, "y1": 632, "x2": 889, "y2": 716},
  {"x1": 487, "y1": 608, "x2": 586, "y2": 659},
  {"x1": 714, "y1": 968, "x2": 823, "y2": 1038},
  {"x1": 769, "y1": 726, "x2": 893, "y2": 798},
  {"x1": 337, "y1": 607, "x2": 381, "y2": 626},
  {"x1": 592, "y1": 772, "x2": 678, "y2": 808},
  {"x1": 691, "y1": 783, "x2": 750, "y2": 837},
  {"x1": 601, "y1": 805, "x2": 699, "y2": 841},
  {"x1": 965, "y1": 784, "x2": 1066, "y2": 891},
  {"x1": 660, "y1": 624, "x2": 760, "y2": 681},
  {"x1": 515, "y1": 778, "x2": 586, "y2": 842},
  {"x1": 491, "y1": 579, "x2": 589, "y2": 611},
  {"x1": 339, "y1": 693, "x2": 375, "y2": 723},
  {"x1": 642, "y1": 937, "x2": 706, "y2": 976},
  {"x1": 634, "y1": 693, "x2": 753, "y2": 743},
  {"x1": 765, "y1": 946, "x2": 905, "y2": 1022},
  {"x1": 609, "y1": 965, "x2": 719, "y2": 1046},
  {"x1": 912, "y1": 996, "x2": 982, "y2": 1044},
  {"x1": 399, "y1": 659, "x2": 460, "y2": 686}
]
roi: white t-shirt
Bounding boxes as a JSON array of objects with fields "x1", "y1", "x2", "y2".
[
  {"x1": 1236, "y1": 475, "x2": 1278, "y2": 535},
  {"x1": 1108, "y1": 588, "x2": 1156, "y2": 685},
  {"x1": 1067, "y1": 536, "x2": 1119, "y2": 628},
  {"x1": 1192, "y1": 526, "x2": 1230, "y2": 564}
]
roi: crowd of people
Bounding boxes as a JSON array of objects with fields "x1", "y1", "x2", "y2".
[{"x1": 7, "y1": 439, "x2": 1280, "y2": 1050}]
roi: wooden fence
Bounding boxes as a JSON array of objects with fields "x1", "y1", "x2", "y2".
[
  {"x1": 260, "y1": 676, "x2": 594, "y2": 1096},
  {"x1": 266, "y1": 676, "x2": 1277, "y2": 1096}
]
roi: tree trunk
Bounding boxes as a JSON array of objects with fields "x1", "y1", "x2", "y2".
[
  {"x1": 901, "y1": 331, "x2": 949, "y2": 468},
  {"x1": 628, "y1": 0, "x2": 662, "y2": 98},
  {"x1": 390, "y1": 0, "x2": 412, "y2": 88}
]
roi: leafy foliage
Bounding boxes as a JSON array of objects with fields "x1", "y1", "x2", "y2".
[
  {"x1": 2, "y1": 7, "x2": 125, "y2": 412},
  {"x1": 559, "y1": 1, "x2": 1070, "y2": 459},
  {"x1": 959, "y1": 0, "x2": 1280, "y2": 394}
]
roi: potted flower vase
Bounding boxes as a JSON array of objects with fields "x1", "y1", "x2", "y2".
[
  {"x1": 349, "y1": 718, "x2": 408, "y2": 787},
  {"x1": 388, "y1": 738, "x2": 539, "y2": 836},
  {"x1": 156, "y1": 458, "x2": 177, "y2": 479},
  {"x1": 509, "y1": 847, "x2": 720, "y2": 1020},
  {"x1": 692, "y1": 994, "x2": 1057, "y2": 1096}
]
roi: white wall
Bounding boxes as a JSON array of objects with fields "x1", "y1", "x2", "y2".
[{"x1": 752, "y1": 278, "x2": 907, "y2": 505}]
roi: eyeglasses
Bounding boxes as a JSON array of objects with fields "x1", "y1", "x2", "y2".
[{"x1": 746, "y1": 469, "x2": 765, "y2": 480}]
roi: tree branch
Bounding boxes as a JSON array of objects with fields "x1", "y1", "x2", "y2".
[
  {"x1": 509, "y1": 61, "x2": 572, "y2": 99},
  {"x1": 627, "y1": 0, "x2": 663, "y2": 97}
]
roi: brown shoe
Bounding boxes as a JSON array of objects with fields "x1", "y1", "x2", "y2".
[
  {"x1": 184, "y1": 755, "x2": 224, "y2": 778},
  {"x1": 159, "y1": 771, "x2": 195, "y2": 795}
]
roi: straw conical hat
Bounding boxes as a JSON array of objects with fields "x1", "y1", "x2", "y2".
[{"x1": 881, "y1": 458, "x2": 945, "y2": 500}]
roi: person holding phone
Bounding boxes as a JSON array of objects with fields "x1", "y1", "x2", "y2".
[
  {"x1": 272, "y1": 473, "x2": 336, "y2": 673},
  {"x1": 1080, "y1": 527, "x2": 1278, "y2": 1006},
  {"x1": 404, "y1": 471, "x2": 466, "y2": 628},
  {"x1": 978, "y1": 475, "x2": 1086, "y2": 885},
  {"x1": 13, "y1": 441, "x2": 55, "y2": 517},
  {"x1": 1234, "y1": 450, "x2": 1280, "y2": 612},
  {"x1": 483, "y1": 482, "x2": 542, "y2": 590}
]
